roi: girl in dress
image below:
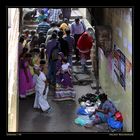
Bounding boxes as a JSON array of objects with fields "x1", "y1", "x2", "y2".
[
  {"x1": 54, "y1": 58, "x2": 76, "y2": 101},
  {"x1": 61, "y1": 58, "x2": 73, "y2": 88}
]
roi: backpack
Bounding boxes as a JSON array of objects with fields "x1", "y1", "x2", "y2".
[{"x1": 50, "y1": 42, "x2": 59, "y2": 61}]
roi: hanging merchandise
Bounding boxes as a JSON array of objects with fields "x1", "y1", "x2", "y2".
[{"x1": 113, "y1": 46, "x2": 126, "y2": 90}]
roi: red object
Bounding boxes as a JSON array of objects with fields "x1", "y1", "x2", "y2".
[
  {"x1": 115, "y1": 111, "x2": 123, "y2": 122},
  {"x1": 77, "y1": 32, "x2": 93, "y2": 51},
  {"x1": 77, "y1": 32, "x2": 93, "y2": 60}
]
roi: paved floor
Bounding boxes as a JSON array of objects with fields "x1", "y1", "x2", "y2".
[{"x1": 19, "y1": 85, "x2": 108, "y2": 132}]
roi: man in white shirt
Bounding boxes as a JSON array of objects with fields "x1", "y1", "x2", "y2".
[{"x1": 70, "y1": 17, "x2": 86, "y2": 62}]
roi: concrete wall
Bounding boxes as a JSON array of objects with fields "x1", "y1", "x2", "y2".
[
  {"x1": 79, "y1": 8, "x2": 91, "y2": 24},
  {"x1": 8, "y1": 8, "x2": 19, "y2": 132},
  {"x1": 98, "y1": 8, "x2": 132, "y2": 132}
]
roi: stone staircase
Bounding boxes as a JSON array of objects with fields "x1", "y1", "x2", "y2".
[{"x1": 22, "y1": 9, "x2": 95, "y2": 86}]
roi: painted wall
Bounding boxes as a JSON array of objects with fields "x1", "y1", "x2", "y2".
[
  {"x1": 79, "y1": 8, "x2": 91, "y2": 24},
  {"x1": 98, "y1": 8, "x2": 132, "y2": 132},
  {"x1": 8, "y1": 8, "x2": 19, "y2": 132}
]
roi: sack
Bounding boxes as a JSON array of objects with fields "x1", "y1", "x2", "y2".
[{"x1": 50, "y1": 42, "x2": 59, "y2": 61}]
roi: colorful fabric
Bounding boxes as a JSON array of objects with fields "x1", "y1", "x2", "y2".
[
  {"x1": 54, "y1": 87, "x2": 76, "y2": 101},
  {"x1": 19, "y1": 59, "x2": 34, "y2": 98},
  {"x1": 56, "y1": 59, "x2": 62, "y2": 84},
  {"x1": 54, "y1": 61, "x2": 75, "y2": 101}
]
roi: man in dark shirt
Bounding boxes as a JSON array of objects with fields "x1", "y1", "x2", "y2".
[{"x1": 57, "y1": 30, "x2": 69, "y2": 58}]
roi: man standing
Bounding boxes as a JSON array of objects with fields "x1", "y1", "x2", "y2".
[
  {"x1": 36, "y1": 18, "x2": 50, "y2": 36},
  {"x1": 70, "y1": 17, "x2": 86, "y2": 62}
]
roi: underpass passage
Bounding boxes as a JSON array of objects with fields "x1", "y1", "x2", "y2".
[
  {"x1": 19, "y1": 8, "x2": 106, "y2": 132},
  {"x1": 19, "y1": 86, "x2": 107, "y2": 132}
]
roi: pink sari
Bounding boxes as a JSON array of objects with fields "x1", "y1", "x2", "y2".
[{"x1": 19, "y1": 58, "x2": 35, "y2": 98}]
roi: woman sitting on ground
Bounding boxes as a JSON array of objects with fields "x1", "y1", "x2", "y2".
[{"x1": 85, "y1": 93, "x2": 117, "y2": 128}]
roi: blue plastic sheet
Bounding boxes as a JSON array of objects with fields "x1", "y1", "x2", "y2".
[
  {"x1": 74, "y1": 115, "x2": 92, "y2": 126},
  {"x1": 107, "y1": 117, "x2": 123, "y2": 129},
  {"x1": 76, "y1": 107, "x2": 90, "y2": 115}
]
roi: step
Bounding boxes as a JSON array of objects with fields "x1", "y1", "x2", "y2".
[
  {"x1": 71, "y1": 10, "x2": 83, "y2": 19},
  {"x1": 72, "y1": 59, "x2": 92, "y2": 63},
  {"x1": 23, "y1": 25, "x2": 38, "y2": 30},
  {"x1": 72, "y1": 62, "x2": 92, "y2": 66}
]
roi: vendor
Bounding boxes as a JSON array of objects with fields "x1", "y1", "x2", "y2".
[{"x1": 85, "y1": 93, "x2": 117, "y2": 128}]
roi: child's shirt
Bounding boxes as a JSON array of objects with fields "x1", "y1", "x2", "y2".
[{"x1": 62, "y1": 63, "x2": 70, "y2": 71}]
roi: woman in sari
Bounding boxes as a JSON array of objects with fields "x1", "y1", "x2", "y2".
[
  {"x1": 77, "y1": 32, "x2": 93, "y2": 73},
  {"x1": 19, "y1": 52, "x2": 35, "y2": 98},
  {"x1": 84, "y1": 93, "x2": 117, "y2": 128}
]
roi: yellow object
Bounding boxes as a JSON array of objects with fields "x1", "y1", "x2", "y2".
[
  {"x1": 29, "y1": 65, "x2": 34, "y2": 76},
  {"x1": 60, "y1": 23, "x2": 69, "y2": 34}
]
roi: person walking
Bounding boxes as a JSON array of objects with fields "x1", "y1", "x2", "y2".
[
  {"x1": 70, "y1": 17, "x2": 86, "y2": 62},
  {"x1": 77, "y1": 31, "x2": 93, "y2": 73}
]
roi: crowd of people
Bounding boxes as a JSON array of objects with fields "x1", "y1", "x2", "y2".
[{"x1": 18, "y1": 8, "x2": 94, "y2": 112}]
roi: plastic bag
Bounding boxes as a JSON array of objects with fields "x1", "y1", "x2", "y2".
[
  {"x1": 115, "y1": 111, "x2": 123, "y2": 122},
  {"x1": 74, "y1": 115, "x2": 92, "y2": 126},
  {"x1": 77, "y1": 107, "x2": 90, "y2": 115},
  {"x1": 107, "y1": 117, "x2": 123, "y2": 129}
]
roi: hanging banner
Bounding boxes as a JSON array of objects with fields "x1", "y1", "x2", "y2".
[
  {"x1": 125, "y1": 58, "x2": 132, "y2": 90},
  {"x1": 113, "y1": 46, "x2": 126, "y2": 90}
]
